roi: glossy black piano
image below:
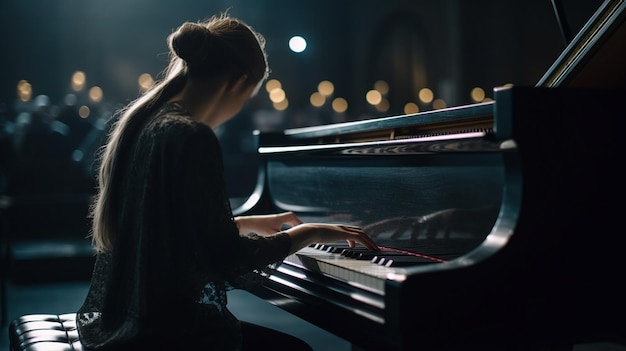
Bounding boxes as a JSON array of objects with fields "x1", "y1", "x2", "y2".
[{"x1": 233, "y1": 1, "x2": 626, "y2": 350}]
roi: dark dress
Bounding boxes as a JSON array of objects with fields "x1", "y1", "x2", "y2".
[{"x1": 76, "y1": 102, "x2": 292, "y2": 350}]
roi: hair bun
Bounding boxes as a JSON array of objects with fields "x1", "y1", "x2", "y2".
[{"x1": 169, "y1": 22, "x2": 212, "y2": 65}]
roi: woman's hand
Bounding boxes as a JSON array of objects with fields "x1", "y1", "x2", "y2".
[
  {"x1": 234, "y1": 212, "x2": 303, "y2": 236},
  {"x1": 284, "y1": 223, "x2": 379, "y2": 255}
]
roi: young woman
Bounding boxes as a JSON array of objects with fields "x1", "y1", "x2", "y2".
[{"x1": 76, "y1": 13, "x2": 378, "y2": 351}]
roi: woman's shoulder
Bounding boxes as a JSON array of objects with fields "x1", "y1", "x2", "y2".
[
  {"x1": 152, "y1": 102, "x2": 196, "y2": 126},
  {"x1": 148, "y1": 102, "x2": 214, "y2": 137},
  {"x1": 142, "y1": 103, "x2": 220, "y2": 157}
]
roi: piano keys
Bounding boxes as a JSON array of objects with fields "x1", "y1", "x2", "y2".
[{"x1": 233, "y1": 1, "x2": 626, "y2": 350}]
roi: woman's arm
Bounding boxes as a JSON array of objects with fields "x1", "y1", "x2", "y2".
[
  {"x1": 235, "y1": 211, "x2": 379, "y2": 255},
  {"x1": 234, "y1": 211, "x2": 302, "y2": 236}
]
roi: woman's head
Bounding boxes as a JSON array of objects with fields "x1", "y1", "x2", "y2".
[
  {"x1": 168, "y1": 14, "x2": 269, "y2": 94},
  {"x1": 90, "y1": 14, "x2": 269, "y2": 252}
]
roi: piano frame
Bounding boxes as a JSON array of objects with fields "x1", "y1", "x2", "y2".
[
  {"x1": 235, "y1": 0, "x2": 626, "y2": 348},
  {"x1": 235, "y1": 86, "x2": 625, "y2": 350}
]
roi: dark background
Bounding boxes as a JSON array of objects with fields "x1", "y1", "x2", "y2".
[
  {"x1": 0, "y1": 1, "x2": 619, "y2": 345},
  {"x1": 0, "y1": 0, "x2": 607, "y2": 264},
  {"x1": 0, "y1": 0, "x2": 604, "y2": 117}
]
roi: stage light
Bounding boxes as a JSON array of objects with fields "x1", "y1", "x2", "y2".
[
  {"x1": 273, "y1": 99, "x2": 288, "y2": 111},
  {"x1": 332, "y1": 98, "x2": 348, "y2": 113},
  {"x1": 471, "y1": 87, "x2": 485, "y2": 102},
  {"x1": 72, "y1": 71, "x2": 86, "y2": 92},
  {"x1": 89, "y1": 86, "x2": 103, "y2": 103},
  {"x1": 433, "y1": 99, "x2": 447, "y2": 110},
  {"x1": 404, "y1": 102, "x2": 419, "y2": 114},
  {"x1": 418, "y1": 88, "x2": 434, "y2": 104},
  {"x1": 265, "y1": 79, "x2": 282, "y2": 92},
  {"x1": 269, "y1": 88, "x2": 286, "y2": 103},
  {"x1": 138, "y1": 73, "x2": 154, "y2": 92},
  {"x1": 366, "y1": 90, "x2": 382, "y2": 105},
  {"x1": 289, "y1": 36, "x2": 307, "y2": 53},
  {"x1": 375, "y1": 98, "x2": 389, "y2": 113},
  {"x1": 374, "y1": 80, "x2": 389, "y2": 95},
  {"x1": 16, "y1": 80, "x2": 32, "y2": 102},
  {"x1": 310, "y1": 92, "x2": 325, "y2": 107},
  {"x1": 78, "y1": 106, "x2": 90, "y2": 118},
  {"x1": 317, "y1": 80, "x2": 334, "y2": 96}
]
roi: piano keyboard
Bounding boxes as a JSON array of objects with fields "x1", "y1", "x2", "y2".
[{"x1": 284, "y1": 242, "x2": 446, "y2": 294}]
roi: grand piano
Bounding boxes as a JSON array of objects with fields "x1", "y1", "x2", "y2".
[{"x1": 233, "y1": 1, "x2": 626, "y2": 350}]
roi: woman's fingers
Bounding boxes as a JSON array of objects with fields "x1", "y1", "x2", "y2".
[
  {"x1": 338, "y1": 225, "x2": 379, "y2": 251},
  {"x1": 284, "y1": 222, "x2": 379, "y2": 254}
]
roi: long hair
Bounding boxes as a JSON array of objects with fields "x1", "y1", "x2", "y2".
[{"x1": 90, "y1": 13, "x2": 269, "y2": 252}]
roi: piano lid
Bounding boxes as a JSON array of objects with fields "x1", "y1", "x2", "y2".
[{"x1": 537, "y1": 0, "x2": 626, "y2": 88}]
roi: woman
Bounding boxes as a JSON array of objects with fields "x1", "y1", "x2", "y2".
[{"x1": 76, "y1": 13, "x2": 378, "y2": 351}]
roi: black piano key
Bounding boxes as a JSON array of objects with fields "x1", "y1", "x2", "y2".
[
  {"x1": 314, "y1": 244, "x2": 336, "y2": 252},
  {"x1": 340, "y1": 249, "x2": 355, "y2": 257},
  {"x1": 325, "y1": 246, "x2": 345, "y2": 253},
  {"x1": 340, "y1": 248, "x2": 375, "y2": 259}
]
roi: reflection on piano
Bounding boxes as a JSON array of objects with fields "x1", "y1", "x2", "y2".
[{"x1": 234, "y1": 2, "x2": 626, "y2": 350}]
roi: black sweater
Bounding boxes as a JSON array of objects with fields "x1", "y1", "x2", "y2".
[{"x1": 77, "y1": 102, "x2": 291, "y2": 350}]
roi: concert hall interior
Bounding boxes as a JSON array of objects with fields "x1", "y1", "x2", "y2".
[{"x1": 1, "y1": 0, "x2": 625, "y2": 350}]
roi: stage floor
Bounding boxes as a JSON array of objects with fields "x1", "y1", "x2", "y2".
[
  {"x1": 1, "y1": 279, "x2": 350, "y2": 351},
  {"x1": 2, "y1": 272, "x2": 625, "y2": 351}
]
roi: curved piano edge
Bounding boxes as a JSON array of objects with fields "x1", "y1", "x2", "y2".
[
  {"x1": 230, "y1": 166, "x2": 334, "y2": 216},
  {"x1": 449, "y1": 192, "x2": 521, "y2": 268},
  {"x1": 384, "y1": 224, "x2": 516, "y2": 281},
  {"x1": 271, "y1": 199, "x2": 332, "y2": 214},
  {"x1": 389, "y1": 149, "x2": 522, "y2": 280},
  {"x1": 231, "y1": 166, "x2": 266, "y2": 216}
]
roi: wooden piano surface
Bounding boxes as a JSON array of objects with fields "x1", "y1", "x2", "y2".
[{"x1": 234, "y1": 1, "x2": 626, "y2": 349}]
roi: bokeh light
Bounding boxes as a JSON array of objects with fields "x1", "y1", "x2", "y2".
[
  {"x1": 72, "y1": 71, "x2": 86, "y2": 92},
  {"x1": 375, "y1": 98, "x2": 389, "y2": 112},
  {"x1": 269, "y1": 88, "x2": 286, "y2": 103},
  {"x1": 273, "y1": 99, "x2": 289, "y2": 111},
  {"x1": 17, "y1": 80, "x2": 32, "y2": 102},
  {"x1": 433, "y1": 98, "x2": 447, "y2": 110},
  {"x1": 310, "y1": 92, "x2": 325, "y2": 107},
  {"x1": 366, "y1": 90, "x2": 382, "y2": 105},
  {"x1": 418, "y1": 88, "x2": 434, "y2": 104},
  {"x1": 332, "y1": 97, "x2": 348, "y2": 113},
  {"x1": 317, "y1": 80, "x2": 334, "y2": 96},
  {"x1": 374, "y1": 80, "x2": 389, "y2": 95},
  {"x1": 404, "y1": 102, "x2": 419, "y2": 114},
  {"x1": 138, "y1": 73, "x2": 154, "y2": 92},
  {"x1": 78, "y1": 105, "x2": 90, "y2": 118},
  {"x1": 289, "y1": 36, "x2": 307, "y2": 53},
  {"x1": 471, "y1": 87, "x2": 485, "y2": 102},
  {"x1": 265, "y1": 79, "x2": 281, "y2": 92},
  {"x1": 89, "y1": 86, "x2": 103, "y2": 103}
]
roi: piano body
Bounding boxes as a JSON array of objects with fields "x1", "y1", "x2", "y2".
[{"x1": 234, "y1": 1, "x2": 626, "y2": 350}]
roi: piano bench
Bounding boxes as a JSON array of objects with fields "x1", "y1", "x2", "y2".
[{"x1": 8, "y1": 313, "x2": 84, "y2": 351}]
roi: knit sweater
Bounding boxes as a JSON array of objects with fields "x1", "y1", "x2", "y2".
[{"x1": 76, "y1": 102, "x2": 291, "y2": 350}]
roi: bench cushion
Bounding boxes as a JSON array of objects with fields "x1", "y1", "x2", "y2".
[{"x1": 8, "y1": 313, "x2": 83, "y2": 351}]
